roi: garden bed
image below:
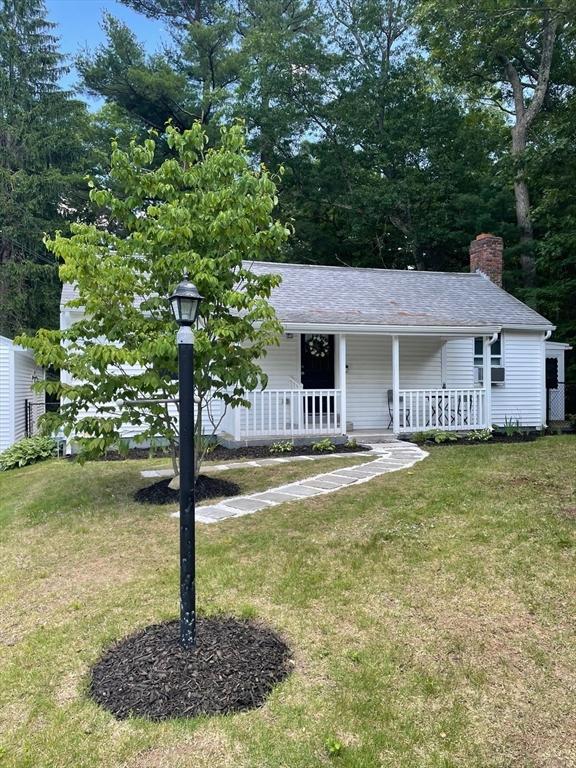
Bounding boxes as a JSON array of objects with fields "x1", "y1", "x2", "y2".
[
  {"x1": 94, "y1": 442, "x2": 371, "y2": 463},
  {"x1": 409, "y1": 432, "x2": 539, "y2": 447},
  {"x1": 207, "y1": 442, "x2": 370, "y2": 461},
  {"x1": 90, "y1": 617, "x2": 292, "y2": 720},
  {"x1": 134, "y1": 475, "x2": 240, "y2": 505}
]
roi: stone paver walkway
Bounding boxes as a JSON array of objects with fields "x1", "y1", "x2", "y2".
[
  {"x1": 168, "y1": 441, "x2": 428, "y2": 524},
  {"x1": 141, "y1": 449, "x2": 375, "y2": 479}
]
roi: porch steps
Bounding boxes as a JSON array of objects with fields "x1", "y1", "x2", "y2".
[{"x1": 348, "y1": 430, "x2": 398, "y2": 443}]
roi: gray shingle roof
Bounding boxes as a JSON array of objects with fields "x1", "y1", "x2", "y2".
[
  {"x1": 249, "y1": 262, "x2": 553, "y2": 329},
  {"x1": 61, "y1": 262, "x2": 553, "y2": 329}
]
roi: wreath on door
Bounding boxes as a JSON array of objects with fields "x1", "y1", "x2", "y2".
[{"x1": 306, "y1": 334, "x2": 329, "y2": 358}]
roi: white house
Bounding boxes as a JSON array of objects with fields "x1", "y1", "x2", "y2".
[
  {"x1": 0, "y1": 335, "x2": 45, "y2": 452},
  {"x1": 60, "y1": 234, "x2": 571, "y2": 445}
]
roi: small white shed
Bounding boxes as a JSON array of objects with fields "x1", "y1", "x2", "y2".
[
  {"x1": 545, "y1": 340, "x2": 572, "y2": 422},
  {"x1": 0, "y1": 336, "x2": 45, "y2": 452}
]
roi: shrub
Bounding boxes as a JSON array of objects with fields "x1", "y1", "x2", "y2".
[
  {"x1": 344, "y1": 438, "x2": 359, "y2": 449},
  {"x1": 432, "y1": 431, "x2": 458, "y2": 444},
  {"x1": 269, "y1": 441, "x2": 294, "y2": 455},
  {"x1": 499, "y1": 417, "x2": 524, "y2": 437},
  {"x1": 466, "y1": 429, "x2": 493, "y2": 442},
  {"x1": 411, "y1": 430, "x2": 458, "y2": 445},
  {"x1": 0, "y1": 436, "x2": 57, "y2": 471},
  {"x1": 312, "y1": 438, "x2": 336, "y2": 453},
  {"x1": 411, "y1": 430, "x2": 436, "y2": 444}
]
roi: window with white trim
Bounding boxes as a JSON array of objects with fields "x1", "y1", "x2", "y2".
[{"x1": 474, "y1": 334, "x2": 502, "y2": 382}]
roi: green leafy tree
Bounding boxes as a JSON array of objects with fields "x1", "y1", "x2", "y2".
[
  {"x1": 530, "y1": 94, "x2": 576, "y2": 380},
  {"x1": 416, "y1": 0, "x2": 574, "y2": 285},
  {"x1": 0, "y1": 0, "x2": 90, "y2": 336},
  {"x1": 234, "y1": 0, "x2": 328, "y2": 166},
  {"x1": 276, "y1": 0, "x2": 512, "y2": 271},
  {"x1": 20, "y1": 122, "x2": 290, "y2": 477}
]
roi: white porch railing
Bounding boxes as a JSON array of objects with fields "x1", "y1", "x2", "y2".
[
  {"x1": 397, "y1": 388, "x2": 487, "y2": 432},
  {"x1": 238, "y1": 389, "x2": 342, "y2": 439}
]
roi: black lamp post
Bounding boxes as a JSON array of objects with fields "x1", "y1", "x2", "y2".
[{"x1": 169, "y1": 275, "x2": 203, "y2": 648}]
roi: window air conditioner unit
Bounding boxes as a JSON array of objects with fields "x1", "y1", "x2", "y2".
[
  {"x1": 491, "y1": 366, "x2": 505, "y2": 384},
  {"x1": 474, "y1": 366, "x2": 505, "y2": 385}
]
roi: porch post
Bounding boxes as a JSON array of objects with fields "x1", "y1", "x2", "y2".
[
  {"x1": 392, "y1": 335, "x2": 400, "y2": 433},
  {"x1": 338, "y1": 334, "x2": 347, "y2": 435},
  {"x1": 483, "y1": 335, "x2": 492, "y2": 429}
]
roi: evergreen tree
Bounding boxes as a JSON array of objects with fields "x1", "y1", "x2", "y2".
[
  {"x1": 0, "y1": 0, "x2": 89, "y2": 336},
  {"x1": 77, "y1": 3, "x2": 241, "y2": 137}
]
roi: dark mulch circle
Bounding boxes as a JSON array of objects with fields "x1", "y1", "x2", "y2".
[
  {"x1": 89, "y1": 617, "x2": 293, "y2": 720},
  {"x1": 134, "y1": 475, "x2": 241, "y2": 505}
]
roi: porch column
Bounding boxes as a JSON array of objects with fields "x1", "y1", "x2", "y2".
[
  {"x1": 338, "y1": 334, "x2": 347, "y2": 435},
  {"x1": 392, "y1": 335, "x2": 400, "y2": 433},
  {"x1": 483, "y1": 335, "x2": 493, "y2": 428}
]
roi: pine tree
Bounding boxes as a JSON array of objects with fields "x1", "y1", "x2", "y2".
[{"x1": 0, "y1": 0, "x2": 89, "y2": 336}]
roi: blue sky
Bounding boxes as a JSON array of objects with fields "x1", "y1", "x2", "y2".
[{"x1": 45, "y1": 0, "x2": 168, "y2": 98}]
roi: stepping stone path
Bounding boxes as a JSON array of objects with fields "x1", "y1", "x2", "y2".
[{"x1": 158, "y1": 441, "x2": 428, "y2": 524}]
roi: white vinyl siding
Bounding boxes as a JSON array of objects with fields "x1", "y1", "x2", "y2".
[
  {"x1": 443, "y1": 338, "x2": 475, "y2": 387},
  {"x1": 13, "y1": 352, "x2": 42, "y2": 440},
  {"x1": 259, "y1": 334, "x2": 300, "y2": 388},
  {"x1": 0, "y1": 344, "x2": 13, "y2": 451},
  {"x1": 346, "y1": 336, "x2": 391, "y2": 429},
  {"x1": 234, "y1": 335, "x2": 300, "y2": 434},
  {"x1": 0, "y1": 338, "x2": 45, "y2": 451},
  {"x1": 398, "y1": 336, "x2": 443, "y2": 388},
  {"x1": 345, "y1": 335, "x2": 443, "y2": 430},
  {"x1": 491, "y1": 331, "x2": 545, "y2": 427}
]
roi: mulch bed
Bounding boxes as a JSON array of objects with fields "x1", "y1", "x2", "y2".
[
  {"x1": 134, "y1": 475, "x2": 240, "y2": 505},
  {"x1": 89, "y1": 617, "x2": 292, "y2": 720},
  {"x1": 411, "y1": 433, "x2": 539, "y2": 447},
  {"x1": 95, "y1": 442, "x2": 370, "y2": 462},
  {"x1": 207, "y1": 442, "x2": 370, "y2": 461}
]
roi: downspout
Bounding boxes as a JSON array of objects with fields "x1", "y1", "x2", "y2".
[{"x1": 484, "y1": 331, "x2": 500, "y2": 430}]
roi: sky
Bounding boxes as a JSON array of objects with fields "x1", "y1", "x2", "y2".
[{"x1": 45, "y1": 0, "x2": 168, "y2": 99}]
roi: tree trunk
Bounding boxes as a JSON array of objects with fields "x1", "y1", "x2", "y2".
[
  {"x1": 503, "y1": 15, "x2": 558, "y2": 288},
  {"x1": 511, "y1": 122, "x2": 535, "y2": 285}
]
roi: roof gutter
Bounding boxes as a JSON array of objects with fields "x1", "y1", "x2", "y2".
[
  {"x1": 282, "y1": 322, "x2": 503, "y2": 336},
  {"x1": 501, "y1": 323, "x2": 555, "y2": 332}
]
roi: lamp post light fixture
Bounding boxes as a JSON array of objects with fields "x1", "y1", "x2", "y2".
[{"x1": 169, "y1": 275, "x2": 203, "y2": 649}]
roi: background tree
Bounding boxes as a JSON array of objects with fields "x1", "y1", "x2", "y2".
[
  {"x1": 20, "y1": 123, "x2": 289, "y2": 476},
  {"x1": 416, "y1": 0, "x2": 574, "y2": 286},
  {"x1": 529, "y1": 74, "x2": 576, "y2": 382},
  {"x1": 275, "y1": 0, "x2": 512, "y2": 271},
  {"x1": 0, "y1": 0, "x2": 90, "y2": 336},
  {"x1": 77, "y1": 2, "x2": 241, "y2": 137}
]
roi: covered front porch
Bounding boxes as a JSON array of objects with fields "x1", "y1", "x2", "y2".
[{"x1": 221, "y1": 329, "x2": 497, "y2": 443}]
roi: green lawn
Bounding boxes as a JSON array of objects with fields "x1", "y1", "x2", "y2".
[{"x1": 0, "y1": 438, "x2": 575, "y2": 768}]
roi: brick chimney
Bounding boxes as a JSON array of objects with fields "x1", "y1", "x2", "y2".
[{"x1": 469, "y1": 233, "x2": 503, "y2": 287}]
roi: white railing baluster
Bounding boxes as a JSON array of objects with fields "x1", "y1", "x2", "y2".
[
  {"x1": 237, "y1": 387, "x2": 344, "y2": 439},
  {"x1": 395, "y1": 387, "x2": 489, "y2": 434}
]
